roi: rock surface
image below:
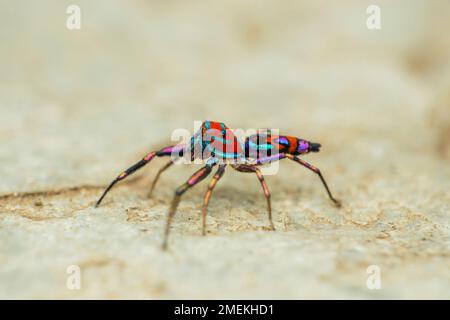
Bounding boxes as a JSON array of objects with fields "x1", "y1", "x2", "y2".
[{"x1": 0, "y1": 0, "x2": 449, "y2": 299}]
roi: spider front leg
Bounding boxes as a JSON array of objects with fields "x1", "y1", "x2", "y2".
[
  {"x1": 162, "y1": 161, "x2": 215, "y2": 250},
  {"x1": 201, "y1": 164, "x2": 226, "y2": 236},
  {"x1": 96, "y1": 145, "x2": 184, "y2": 207},
  {"x1": 232, "y1": 164, "x2": 275, "y2": 231},
  {"x1": 148, "y1": 160, "x2": 174, "y2": 198},
  {"x1": 286, "y1": 154, "x2": 341, "y2": 207}
]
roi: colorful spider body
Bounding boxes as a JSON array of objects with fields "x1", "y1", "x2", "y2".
[{"x1": 96, "y1": 121, "x2": 340, "y2": 249}]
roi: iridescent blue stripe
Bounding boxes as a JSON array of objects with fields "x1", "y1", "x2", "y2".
[
  {"x1": 276, "y1": 137, "x2": 289, "y2": 145},
  {"x1": 248, "y1": 140, "x2": 273, "y2": 150},
  {"x1": 211, "y1": 136, "x2": 233, "y2": 144}
]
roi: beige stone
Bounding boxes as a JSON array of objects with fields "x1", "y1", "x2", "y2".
[{"x1": 0, "y1": 0, "x2": 449, "y2": 299}]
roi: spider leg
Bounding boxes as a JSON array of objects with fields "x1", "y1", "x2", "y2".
[
  {"x1": 148, "y1": 160, "x2": 175, "y2": 198},
  {"x1": 96, "y1": 145, "x2": 185, "y2": 207},
  {"x1": 162, "y1": 161, "x2": 216, "y2": 250},
  {"x1": 201, "y1": 164, "x2": 226, "y2": 236},
  {"x1": 255, "y1": 153, "x2": 286, "y2": 165},
  {"x1": 232, "y1": 164, "x2": 275, "y2": 230},
  {"x1": 286, "y1": 154, "x2": 341, "y2": 207}
]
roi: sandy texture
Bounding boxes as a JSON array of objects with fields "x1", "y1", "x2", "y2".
[{"x1": 0, "y1": 0, "x2": 449, "y2": 299}]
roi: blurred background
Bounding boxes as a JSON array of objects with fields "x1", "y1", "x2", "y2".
[{"x1": 0, "y1": 0, "x2": 449, "y2": 299}]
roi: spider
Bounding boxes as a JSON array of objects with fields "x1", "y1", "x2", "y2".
[{"x1": 95, "y1": 121, "x2": 341, "y2": 249}]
